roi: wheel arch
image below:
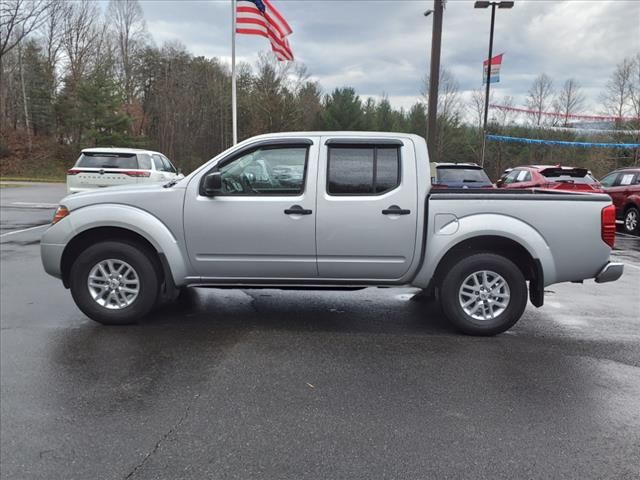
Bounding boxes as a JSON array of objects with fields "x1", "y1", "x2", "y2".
[
  {"x1": 56, "y1": 204, "x2": 189, "y2": 288},
  {"x1": 61, "y1": 227, "x2": 159, "y2": 288},
  {"x1": 426, "y1": 235, "x2": 545, "y2": 307}
]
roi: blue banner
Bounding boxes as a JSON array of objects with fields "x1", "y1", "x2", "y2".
[{"x1": 486, "y1": 135, "x2": 640, "y2": 149}]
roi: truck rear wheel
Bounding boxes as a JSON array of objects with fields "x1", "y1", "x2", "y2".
[
  {"x1": 69, "y1": 241, "x2": 160, "y2": 325},
  {"x1": 440, "y1": 253, "x2": 527, "y2": 336}
]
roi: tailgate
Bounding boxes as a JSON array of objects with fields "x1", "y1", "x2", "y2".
[
  {"x1": 68, "y1": 152, "x2": 145, "y2": 189},
  {"x1": 67, "y1": 168, "x2": 142, "y2": 188}
]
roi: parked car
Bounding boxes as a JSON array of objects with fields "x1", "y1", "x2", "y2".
[
  {"x1": 67, "y1": 147, "x2": 183, "y2": 194},
  {"x1": 601, "y1": 167, "x2": 640, "y2": 235},
  {"x1": 430, "y1": 163, "x2": 494, "y2": 189},
  {"x1": 496, "y1": 165, "x2": 604, "y2": 193},
  {"x1": 42, "y1": 132, "x2": 623, "y2": 336}
]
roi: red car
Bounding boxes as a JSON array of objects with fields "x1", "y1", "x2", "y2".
[
  {"x1": 496, "y1": 165, "x2": 604, "y2": 193},
  {"x1": 601, "y1": 167, "x2": 640, "y2": 235}
]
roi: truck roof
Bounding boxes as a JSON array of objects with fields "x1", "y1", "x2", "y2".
[{"x1": 243, "y1": 131, "x2": 426, "y2": 142}]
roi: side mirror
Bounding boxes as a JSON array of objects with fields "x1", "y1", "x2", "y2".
[
  {"x1": 496, "y1": 178, "x2": 504, "y2": 187},
  {"x1": 203, "y1": 172, "x2": 223, "y2": 196}
]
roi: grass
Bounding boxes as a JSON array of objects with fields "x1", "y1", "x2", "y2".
[
  {"x1": 0, "y1": 175, "x2": 65, "y2": 183},
  {"x1": 0, "y1": 183, "x2": 29, "y2": 188}
]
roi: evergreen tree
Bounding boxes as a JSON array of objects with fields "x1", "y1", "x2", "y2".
[{"x1": 321, "y1": 88, "x2": 364, "y2": 130}]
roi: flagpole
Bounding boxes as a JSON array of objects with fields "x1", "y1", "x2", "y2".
[{"x1": 231, "y1": 0, "x2": 238, "y2": 145}]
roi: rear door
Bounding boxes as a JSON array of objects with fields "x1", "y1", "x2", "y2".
[
  {"x1": 315, "y1": 137, "x2": 418, "y2": 280},
  {"x1": 69, "y1": 152, "x2": 142, "y2": 188},
  {"x1": 605, "y1": 172, "x2": 638, "y2": 214}
]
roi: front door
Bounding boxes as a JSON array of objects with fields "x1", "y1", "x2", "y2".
[
  {"x1": 183, "y1": 140, "x2": 318, "y2": 279},
  {"x1": 315, "y1": 138, "x2": 418, "y2": 280}
]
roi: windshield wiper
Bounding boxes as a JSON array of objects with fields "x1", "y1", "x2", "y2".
[{"x1": 163, "y1": 178, "x2": 179, "y2": 188}]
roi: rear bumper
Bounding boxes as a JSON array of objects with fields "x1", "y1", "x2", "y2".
[{"x1": 595, "y1": 262, "x2": 624, "y2": 283}]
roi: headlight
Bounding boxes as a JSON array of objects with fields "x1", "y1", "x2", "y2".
[{"x1": 52, "y1": 206, "x2": 70, "y2": 224}]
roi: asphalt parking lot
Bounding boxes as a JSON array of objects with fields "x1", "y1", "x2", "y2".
[{"x1": 1, "y1": 182, "x2": 639, "y2": 480}]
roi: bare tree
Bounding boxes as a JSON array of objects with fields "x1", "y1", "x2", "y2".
[
  {"x1": 553, "y1": 79, "x2": 585, "y2": 126},
  {"x1": 494, "y1": 95, "x2": 516, "y2": 126},
  {"x1": 61, "y1": 0, "x2": 103, "y2": 84},
  {"x1": 39, "y1": 0, "x2": 69, "y2": 96},
  {"x1": 0, "y1": 0, "x2": 52, "y2": 59},
  {"x1": 601, "y1": 57, "x2": 634, "y2": 119},
  {"x1": 422, "y1": 68, "x2": 463, "y2": 126},
  {"x1": 526, "y1": 73, "x2": 554, "y2": 125},
  {"x1": 628, "y1": 54, "x2": 640, "y2": 120},
  {"x1": 108, "y1": 0, "x2": 147, "y2": 102},
  {"x1": 0, "y1": 0, "x2": 52, "y2": 131},
  {"x1": 422, "y1": 68, "x2": 463, "y2": 161},
  {"x1": 469, "y1": 87, "x2": 494, "y2": 131}
]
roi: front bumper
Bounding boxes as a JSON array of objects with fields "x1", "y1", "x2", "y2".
[
  {"x1": 41, "y1": 242, "x2": 65, "y2": 279},
  {"x1": 595, "y1": 262, "x2": 624, "y2": 284}
]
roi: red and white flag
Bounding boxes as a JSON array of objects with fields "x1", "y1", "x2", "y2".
[
  {"x1": 236, "y1": 0, "x2": 294, "y2": 61},
  {"x1": 483, "y1": 53, "x2": 503, "y2": 84}
]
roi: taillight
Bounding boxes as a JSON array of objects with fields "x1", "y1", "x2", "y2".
[
  {"x1": 123, "y1": 171, "x2": 151, "y2": 177},
  {"x1": 67, "y1": 169, "x2": 81, "y2": 175},
  {"x1": 52, "y1": 206, "x2": 70, "y2": 224},
  {"x1": 431, "y1": 183, "x2": 448, "y2": 189},
  {"x1": 601, "y1": 204, "x2": 616, "y2": 248}
]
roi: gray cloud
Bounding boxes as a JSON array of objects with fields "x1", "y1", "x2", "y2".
[{"x1": 140, "y1": 0, "x2": 640, "y2": 111}]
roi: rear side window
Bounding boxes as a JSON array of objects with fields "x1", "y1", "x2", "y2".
[
  {"x1": 327, "y1": 146, "x2": 400, "y2": 195},
  {"x1": 76, "y1": 153, "x2": 138, "y2": 169},
  {"x1": 137, "y1": 154, "x2": 152, "y2": 170},
  {"x1": 619, "y1": 173, "x2": 636, "y2": 185}
]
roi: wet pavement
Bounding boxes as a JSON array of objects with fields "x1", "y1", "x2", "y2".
[{"x1": 1, "y1": 183, "x2": 639, "y2": 479}]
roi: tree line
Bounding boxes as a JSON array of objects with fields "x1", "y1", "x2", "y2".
[{"x1": 1, "y1": 0, "x2": 638, "y2": 180}]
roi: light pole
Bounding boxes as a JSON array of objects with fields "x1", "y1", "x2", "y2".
[
  {"x1": 474, "y1": 0, "x2": 513, "y2": 166},
  {"x1": 426, "y1": 0, "x2": 444, "y2": 163}
]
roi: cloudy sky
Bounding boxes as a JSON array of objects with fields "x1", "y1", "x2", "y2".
[{"x1": 138, "y1": 0, "x2": 639, "y2": 112}]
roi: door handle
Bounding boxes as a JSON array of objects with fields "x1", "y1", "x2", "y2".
[
  {"x1": 382, "y1": 205, "x2": 411, "y2": 215},
  {"x1": 284, "y1": 205, "x2": 312, "y2": 215}
]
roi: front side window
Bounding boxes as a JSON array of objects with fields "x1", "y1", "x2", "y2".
[
  {"x1": 503, "y1": 170, "x2": 520, "y2": 184},
  {"x1": 162, "y1": 155, "x2": 177, "y2": 173},
  {"x1": 152, "y1": 154, "x2": 174, "y2": 172},
  {"x1": 216, "y1": 146, "x2": 308, "y2": 195},
  {"x1": 599, "y1": 173, "x2": 618, "y2": 187},
  {"x1": 327, "y1": 146, "x2": 400, "y2": 195}
]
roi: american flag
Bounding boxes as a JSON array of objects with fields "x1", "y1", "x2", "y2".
[{"x1": 236, "y1": 0, "x2": 294, "y2": 61}]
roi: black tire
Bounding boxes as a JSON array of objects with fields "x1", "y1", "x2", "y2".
[
  {"x1": 69, "y1": 241, "x2": 160, "y2": 325},
  {"x1": 623, "y1": 206, "x2": 639, "y2": 235},
  {"x1": 440, "y1": 253, "x2": 527, "y2": 336}
]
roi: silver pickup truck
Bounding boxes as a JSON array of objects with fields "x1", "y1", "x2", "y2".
[{"x1": 41, "y1": 132, "x2": 623, "y2": 335}]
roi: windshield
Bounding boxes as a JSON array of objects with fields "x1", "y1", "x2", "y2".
[
  {"x1": 76, "y1": 153, "x2": 138, "y2": 169},
  {"x1": 437, "y1": 167, "x2": 491, "y2": 183}
]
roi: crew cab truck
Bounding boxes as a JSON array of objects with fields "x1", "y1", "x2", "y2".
[{"x1": 41, "y1": 132, "x2": 624, "y2": 336}]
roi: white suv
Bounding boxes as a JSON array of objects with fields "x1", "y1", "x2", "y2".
[{"x1": 67, "y1": 147, "x2": 183, "y2": 194}]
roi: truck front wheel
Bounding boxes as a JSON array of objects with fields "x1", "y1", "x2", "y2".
[
  {"x1": 69, "y1": 241, "x2": 160, "y2": 325},
  {"x1": 440, "y1": 253, "x2": 527, "y2": 336}
]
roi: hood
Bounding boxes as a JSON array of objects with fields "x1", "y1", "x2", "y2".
[{"x1": 61, "y1": 181, "x2": 186, "y2": 211}]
